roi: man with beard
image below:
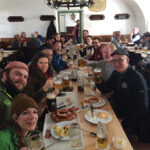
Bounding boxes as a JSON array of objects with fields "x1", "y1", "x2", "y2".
[
  {"x1": 0, "y1": 61, "x2": 29, "y2": 126},
  {"x1": 90, "y1": 37, "x2": 103, "y2": 61}
]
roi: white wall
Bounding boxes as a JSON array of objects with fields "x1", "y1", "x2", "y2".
[
  {"x1": 82, "y1": 0, "x2": 135, "y2": 35},
  {"x1": 0, "y1": 0, "x2": 148, "y2": 38}
]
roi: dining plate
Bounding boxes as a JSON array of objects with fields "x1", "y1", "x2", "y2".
[
  {"x1": 85, "y1": 109, "x2": 112, "y2": 124},
  {"x1": 143, "y1": 51, "x2": 150, "y2": 54},
  {"x1": 56, "y1": 96, "x2": 73, "y2": 108},
  {"x1": 83, "y1": 97, "x2": 106, "y2": 108},
  {"x1": 51, "y1": 121, "x2": 76, "y2": 140}
]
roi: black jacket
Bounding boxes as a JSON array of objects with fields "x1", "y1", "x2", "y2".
[{"x1": 97, "y1": 66, "x2": 149, "y2": 129}]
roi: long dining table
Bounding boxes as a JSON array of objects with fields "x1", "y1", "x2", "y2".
[{"x1": 43, "y1": 75, "x2": 133, "y2": 150}]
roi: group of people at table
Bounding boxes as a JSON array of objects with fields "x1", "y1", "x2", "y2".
[{"x1": 0, "y1": 28, "x2": 150, "y2": 149}]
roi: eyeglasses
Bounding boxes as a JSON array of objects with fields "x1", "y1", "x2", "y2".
[
  {"x1": 92, "y1": 42, "x2": 99, "y2": 44},
  {"x1": 112, "y1": 59, "x2": 125, "y2": 64}
]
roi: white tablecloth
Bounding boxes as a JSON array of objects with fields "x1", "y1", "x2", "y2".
[{"x1": 43, "y1": 91, "x2": 84, "y2": 150}]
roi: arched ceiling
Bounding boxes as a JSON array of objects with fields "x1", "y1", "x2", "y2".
[{"x1": 121, "y1": 0, "x2": 146, "y2": 32}]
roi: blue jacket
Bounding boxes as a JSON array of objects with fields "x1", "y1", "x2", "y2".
[
  {"x1": 97, "y1": 66, "x2": 149, "y2": 129},
  {"x1": 51, "y1": 50, "x2": 68, "y2": 73}
]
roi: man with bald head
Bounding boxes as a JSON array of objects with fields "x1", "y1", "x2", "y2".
[
  {"x1": 0, "y1": 61, "x2": 29, "y2": 125},
  {"x1": 130, "y1": 27, "x2": 141, "y2": 46},
  {"x1": 96, "y1": 48, "x2": 148, "y2": 137}
]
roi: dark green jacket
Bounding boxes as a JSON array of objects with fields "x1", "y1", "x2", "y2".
[
  {"x1": 0, "y1": 126, "x2": 19, "y2": 150},
  {"x1": 0, "y1": 81, "x2": 13, "y2": 126},
  {"x1": 24, "y1": 76, "x2": 47, "y2": 103}
]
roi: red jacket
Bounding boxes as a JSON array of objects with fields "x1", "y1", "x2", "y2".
[
  {"x1": 72, "y1": 25, "x2": 80, "y2": 39},
  {"x1": 90, "y1": 47, "x2": 103, "y2": 61}
]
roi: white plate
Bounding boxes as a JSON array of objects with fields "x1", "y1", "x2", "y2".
[
  {"x1": 56, "y1": 96, "x2": 73, "y2": 108},
  {"x1": 51, "y1": 121, "x2": 75, "y2": 140},
  {"x1": 83, "y1": 97, "x2": 106, "y2": 108},
  {"x1": 85, "y1": 109, "x2": 112, "y2": 124},
  {"x1": 61, "y1": 70, "x2": 72, "y2": 75},
  {"x1": 143, "y1": 51, "x2": 150, "y2": 54}
]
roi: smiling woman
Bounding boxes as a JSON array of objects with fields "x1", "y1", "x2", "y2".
[{"x1": 0, "y1": 94, "x2": 38, "y2": 150}]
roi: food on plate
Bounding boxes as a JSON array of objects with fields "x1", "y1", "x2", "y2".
[
  {"x1": 57, "y1": 97, "x2": 73, "y2": 107},
  {"x1": 97, "y1": 112, "x2": 109, "y2": 119},
  {"x1": 53, "y1": 125, "x2": 69, "y2": 137},
  {"x1": 83, "y1": 96, "x2": 102, "y2": 104},
  {"x1": 51, "y1": 107, "x2": 79, "y2": 122}
]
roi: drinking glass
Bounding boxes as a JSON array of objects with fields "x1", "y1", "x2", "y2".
[
  {"x1": 93, "y1": 67, "x2": 102, "y2": 84},
  {"x1": 62, "y1": 73, "x2": 70, "y2": 89},
  {"x1": 96, "y1": 123, "x2": 109, "y2": 150},
  {"x1": 77, "y1": 71, "x2": 84, "y2": 91},
  {"x1": 27, "y1": 130, "x2": 45, "y2": 150},
  {"x1": 46, "y1": 92, "x2": 57, "y2": 112},
  {"x1": 68, "y1": 123, "x2": 82, "y2": 149},
  {"x1": 54, "y1": 75, "x2": 63, "y2": 91}
]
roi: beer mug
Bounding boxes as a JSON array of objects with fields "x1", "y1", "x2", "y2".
[
  {"x1": 96, "y1": 123, "x2": 109, "y2": 150},
  {"x1": 80, "y1": 43, "x2": 84, "y2": 51},
  {"x1": 76, "y1": 44, "x2": 80, "y2": 51},
  {"x1": 62, "y1": 73, "x2": 70, "y2": 89},
  {"x1": 93, "y1": 68, "x2": 102, "y2": 84},
  {"x1": 54, "y1": 75, "x2": 63, "y2": 91},
  {"x1": 68, "y1": 123, "x2": 82, "y2": 149},
  {"x1": 78, "y1": 58, "x2": 84, "y2": 68},
  {"x1": 27, "y1": 130, "x2": 45, "y2": 150},
  {"x1": 46, "y1": 92, "x2": 56, "y2": 112}
]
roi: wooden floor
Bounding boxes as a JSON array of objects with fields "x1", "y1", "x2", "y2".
[{"x1": 132, "y1": 142, "x2": 150, "y2": 150}]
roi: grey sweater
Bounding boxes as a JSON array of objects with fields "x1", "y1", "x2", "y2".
[{"x1": 89, "y1": 60, "x2": 114, "y2": 82}]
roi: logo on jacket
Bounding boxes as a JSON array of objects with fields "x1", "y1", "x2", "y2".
[{"x1": 121, "y1": 82, "x2": 127, "y2": 88}]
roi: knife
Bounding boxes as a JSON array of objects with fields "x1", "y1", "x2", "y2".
[
  {"x1": 90, "y1": 104, "x2": 94, "y2": 117},
  {"x1": 79, "y1": 128, "x2": 97, "y2": 137},
  {"x1": 57, "y1": 105, "x2": 66, "y2": 109}
]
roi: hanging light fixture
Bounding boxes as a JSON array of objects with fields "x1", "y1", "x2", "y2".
[
  {"x1": 71, "y1": 13, "x2": 76, "y2": 20},
  {"x1": 46, "y1": 0, "x2": 94, "y2": 9}
]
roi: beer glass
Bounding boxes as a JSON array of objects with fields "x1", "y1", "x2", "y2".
[
  {"x1": 78, "y1": 58, "x2": 84, "y2": 68},
  {"x1": 62, "y1": 73, "x2": 70, "y2": 89},
  {"x1": 77, "y1": 71, "x2": 84, "y2": 91},
  {"x1": 46, "y1": 92, "x2": 56, "y2": 112},
  {"x1": 76, "y1": 44, "x2": 80, "y2": 51},
  {"x1": 54, "y1": 75, "x2": 63, "y2": 91},
  {"x1": 27, "y1": 130, "x2": 45, "y2": 150},
  {"x1": 93, "y1": 68, "x2": 102, "y2": 84},
  {"x1": 89, "y1": 79, "x2": 96, "y2": 90},
  {"x1": 96, "y1": 123, "x2": 109, "y2": 150},
  {"x1": 69, "y1": 123, "x2": 82, "y2": 149},
  {"x1": 80, "y1": 43, "x2": 84, "y2": 51}
]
